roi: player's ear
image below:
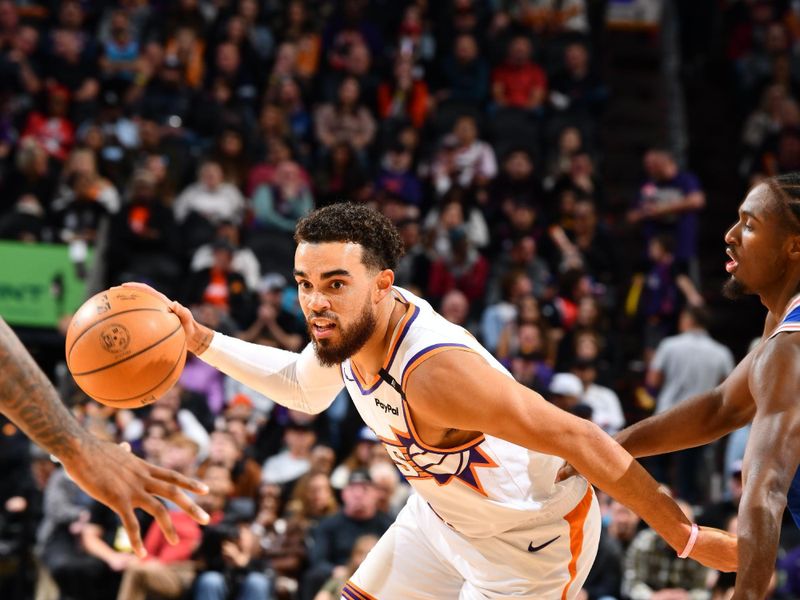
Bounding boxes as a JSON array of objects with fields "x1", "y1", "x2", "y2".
[
  {"x1": 374, "y1": 268, "x2": 395, "y2": 301},
  {"x1": 788, "y1": 233, "x2": 800, "y2": 262}
]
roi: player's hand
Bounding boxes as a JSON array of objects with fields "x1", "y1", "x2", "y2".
[
  {"x1": 121, "y1": 282, "x2": 213, "y2": 355},
  {"x1": 555, "y1": 461, "x2": 579, "y2": 482},
  {"x1": 687, "y1": 526, "x2": 738, "y2": 572},
  {"x1": 62, "y1": 435, "x2": 209, "y2": 558}
]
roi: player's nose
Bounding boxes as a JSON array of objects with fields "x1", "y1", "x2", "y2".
[
  {"x1": 306, "y1": 291, "x2": 331, "y2": 313},
  {"x1": 724, "y1": 222, "x2": 739, "y2": 246}
]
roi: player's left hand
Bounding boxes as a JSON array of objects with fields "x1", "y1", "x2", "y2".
[{"x1": 61, "y1": 435, "x2": 209, "y2": 558}]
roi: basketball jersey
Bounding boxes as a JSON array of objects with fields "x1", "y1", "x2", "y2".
[
  {"x1": 341, "y1": 287, "x2": 589, "y2": 538},
  {"x1": 769, "y1": 293, "x2": 800, "y2": 528}
]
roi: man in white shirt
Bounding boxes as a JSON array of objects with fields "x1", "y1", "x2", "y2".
[
  {"x1": 572, "y1": 358, "x2": 626, "y2": 435},
  {"x1": 646, "y1": 306, "x2": 735, "y2": 502}
]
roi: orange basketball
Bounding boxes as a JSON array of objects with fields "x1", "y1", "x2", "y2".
[{"x1": 65, "y1": 286, "x2": 187, "y2": 409}]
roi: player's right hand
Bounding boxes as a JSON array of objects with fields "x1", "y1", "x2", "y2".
[
  {"x1": 688, "y1": 526, "x2": 738, "y2": 572},
  {"x1": 121, "y1": 282, "x2": 213, "y2": 355}
]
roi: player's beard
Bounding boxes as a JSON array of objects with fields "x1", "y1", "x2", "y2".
[
  {"x1": 722, "y1": 277, "x2": 748, "y2": 300},
  {"x1": 308, "y1": 298, "x2": 377, "y2": 367}
]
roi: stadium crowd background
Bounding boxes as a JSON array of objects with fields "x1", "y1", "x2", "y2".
[{"x1": 0, "y1": 0, "x2": 798, "y2": 599}]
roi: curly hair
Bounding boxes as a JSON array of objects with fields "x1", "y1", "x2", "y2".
[{"x1": 294, "y1": 203, "x2": 404, "y2": 271}]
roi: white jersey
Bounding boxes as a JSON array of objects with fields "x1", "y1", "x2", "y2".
[{"x1": 341, "y1": 287, "x2": 589, "y2": 538}]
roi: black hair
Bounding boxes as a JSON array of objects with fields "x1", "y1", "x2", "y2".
[
  {"x1": 765, "y1": 172, "x2": 800, "y2": 232},
  {"x1": 294, "y1": 203, "x2": 404, "y2": 271},
  {"x1": 683, "y1": 305, "x2": 710, "y2": 329}
]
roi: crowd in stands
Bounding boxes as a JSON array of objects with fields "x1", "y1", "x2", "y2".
[{"x1": 0, "y1": 0, "x2": 798, "y2": 599}]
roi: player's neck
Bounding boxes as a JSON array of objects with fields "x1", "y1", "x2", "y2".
[
  {"x1": 350, "y1": 295, "x2": 406, "y2": 381},
  {"x1": 760, "y1": 276, "x2": 800, "y2": 319}
]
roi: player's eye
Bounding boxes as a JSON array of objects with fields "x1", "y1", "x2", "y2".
[{"x1": 331, "y1": 280, "x2": 344, "y2": 290}]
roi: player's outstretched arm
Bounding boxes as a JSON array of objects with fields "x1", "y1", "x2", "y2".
[
  {"x1": 731, "y1": 338, "x2": 800, "y2": 600},
  {"x1": 405, "y1": 350, "x2": 737, "y2": 572},
  {"x1": 122, "y1": 282, "x2": 344, "y2": 415},
  {"x1": 615, "y1": 351, "x2": 755, "y2": 459},
  {"x1": 0, "y1": 317, "x2": 210, "y2": 557}
]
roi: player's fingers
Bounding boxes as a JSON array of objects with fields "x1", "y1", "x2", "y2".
[
  {"x1": 555, "y1": 463, "x2": 578, "y2": 483},
  {"x1": 147, "y1": 478, "x2": 210, "y2": 525},
  {"x1": 120, "y1": 282, "x2": 171, "y2": 305},
  {"x1": 148, "y1": 463, "x2": 209, "y2": 495},
  {"x1": 140, "y1": 495, "x2": 179, "y2": 545},
  {"x1": 118, "y1": 505, "x2": 146, "y2": 558},
  {"x1": 119, "y1": 441, "x2": 132, "y2": 453}
]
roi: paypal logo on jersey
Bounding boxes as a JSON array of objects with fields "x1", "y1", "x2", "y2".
[{"x1": 374, "y1": 398, "x2": 399, "y2": 415}]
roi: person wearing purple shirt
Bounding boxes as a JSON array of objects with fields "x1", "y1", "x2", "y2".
[
  {"x1": 628, "y1": 149, "x2": 706, "y2": 266},
  {"x1": 179, "y1": 353, "x2": 226, "y2": 415},
  {"x1": 374, "y1": 143, "x2": 422, "y2": 206}
]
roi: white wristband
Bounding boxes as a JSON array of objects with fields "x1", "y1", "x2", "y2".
[{"x1": 678, "y1": 523, "x2": 699, "y2": 559}]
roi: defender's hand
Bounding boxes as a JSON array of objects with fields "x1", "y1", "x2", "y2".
[{"x1": 62, "y1": 436, "x2": 209, "y2": 558}]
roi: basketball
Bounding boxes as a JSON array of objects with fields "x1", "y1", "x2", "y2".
[{"x1": 65, "y1": 286, "x2": 187, "y2": 409}]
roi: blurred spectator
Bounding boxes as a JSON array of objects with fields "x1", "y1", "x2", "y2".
[
  {"x1": 572, "y1": 358, "x2": 625, "y2": 435},
  {"x1": 302, "y1": 470, "x2": 391, "y2": 600},
  {"x1": 631, "y1": 235, "x2": 704, "y2": 357},
  {"x1": 481, "y1": 271, "x2": 535, "y2": 354},
  {"x1": 487, "y1": 235, "x2": 551, "y2": 304},
  {"x1": 628, "y1": 149, "x2": 706, "y2": 268},
  {"x1": 211, "y1": 127, "x2": 250, "y2": 191},
  {"x1": 251, "y1": 159, "x2": 313, "y2": 233},
  {"x1": 198, "y1": 429, "x2": 262, "y2": 501},
  {"x1": 424, "y1": 190, "x2": 489, "y2": 255},
  {"x1": 279, "y1": 1, "x2": 321, "y2": 84},
  {"x1": 45, "y1": 30, "x2": 99, "y2": 120},
  {"x1": 107, "y1": 169, "x2": 181, "y2": 293},
  {"x1": 622, "y1": 500, "x2": 710, "y2": 600},
  {"x1": 547, "y1": 372, "x2": 584, "y2": 413},
  {"x1": 0, "y1": 193, "x2": 46, "y2": 241},
  {"x1": 174, "y1": 159, "x2": 246, "y2": 251},
  {"x1": 312, "y1": 534, "x2": 379, "y2": 600},
  {"x1": 183, "y1": 239, "x2": 255, "y2": 330},
  {"x1": 700, "y1": 463, "x2": 744, "y2": 531},
  {"x1": 377, "y1": 55, "x2": 430, "y2": 129},
  {"x1": 191, "y1": 221, "x2": 260, "y2": 291},
  {"x1": 98, "y1": 10, "x2": 140, "y2": 92},
  {"x1": 313, "y1": 141, "x2": 370, "y2": 207},
  {"x1": 491, "y1": 35, "x2": 547, "y2": 112},
  {"x1": 192, "y1": 464, "x2": 272, "y2": 600},
  {"x1": 432, "y1": 115, "x2": 497, "y2": 196},
  {"x1": 314, "y1": 76, "x2": 376, "y2": 161},
  {"x1": 20, "y1": 84, "x2": 74, "y2": 162},
  {"x1": 549, "y1": 42, "x2": 607, "y2": 117},
  {"x1": 262, "y1": 419, "x2": 317, "y2": 487},
  {"x1": 645, "y1": 306, "x2": 734, "y2": 503},
  {"x1": 427, "y1": 225, "x2": 490, "y2": 307},
  {"x1": 374, "y1": 143, "x2": 422, "y2": 207},
  {"x1": 237, "y1": 273, "x2": 306, "y2": 352},
  {"x1": 440, "y1": 288, "x2": 475, "y2": 331},
  {"x1": 437, "y1": 33, "x2": 490, "y2": 106},
  {"x1": 393, "y1": 217, "x2": 431, "y2": 292},
  {"x1": 331, "y1": 427, "x2": 378, "y2": 491},
  {"x1": 488, "y1": 148, "x2": 545, "y2": 218},
  {"x1": 505, "y1": 322, "x2": 554, "y2": 394}
]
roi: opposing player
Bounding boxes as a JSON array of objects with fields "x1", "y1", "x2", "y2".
[
  {"x1": 0, "y1": 317, "x2": 210, "y2": 557},
  {"x1": 130, "y1": 203, "x2": 736, "y2": 599},
  {"x1": 593, "y1": 173, "x2": 800, "y2": 599}
]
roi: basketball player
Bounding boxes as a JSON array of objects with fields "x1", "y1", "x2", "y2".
[
  {"x1": 0, "y1": 317, "x2": 210, "y2": 558},
  {"x1": 573, "y1": 174, "x2": 800, "y2": 599},
  {"x1": 129, "y1": 203, "x2": 736, "y2": 599}
]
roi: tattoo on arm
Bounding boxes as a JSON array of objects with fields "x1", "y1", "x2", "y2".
[{"x1": 0, "y1": 318, "x2": 85, "y2": 460}]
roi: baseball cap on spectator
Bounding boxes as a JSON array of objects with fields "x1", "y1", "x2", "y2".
[
  {"x1": 549, "y1": 373, "x2": 583, "y2": 397},
  {"x1": 228, "y1": 393, "x2": 253, "y2": 410},
  {"x1": 257, "y1": 273, "x2": 287, "y2": 293},
  {"x1": 348, "y1": 469, "x2": 374, "y2": 486}
]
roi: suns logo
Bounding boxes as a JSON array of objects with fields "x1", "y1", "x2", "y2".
[{"x1": 407, "y1": 443, "x2": 469, "y2": 476}]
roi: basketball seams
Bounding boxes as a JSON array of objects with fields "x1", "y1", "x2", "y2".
[
  {"x1": 71, "y1": 321, "x2": 183, "y2": 376},
  {"x1": 66, "y1": 307, "x2": 167, "y2": 360},
  {"x1": 86, "y1": 338, "x2": 187, "y2": 405}
]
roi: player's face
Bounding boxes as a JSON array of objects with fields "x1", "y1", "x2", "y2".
[
  {"x1": 294, "y1": 242, "x2": 380, "y2": 366},
  {"x1": 723, "y1": 184, "x2": 789, "y2": 299}
]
